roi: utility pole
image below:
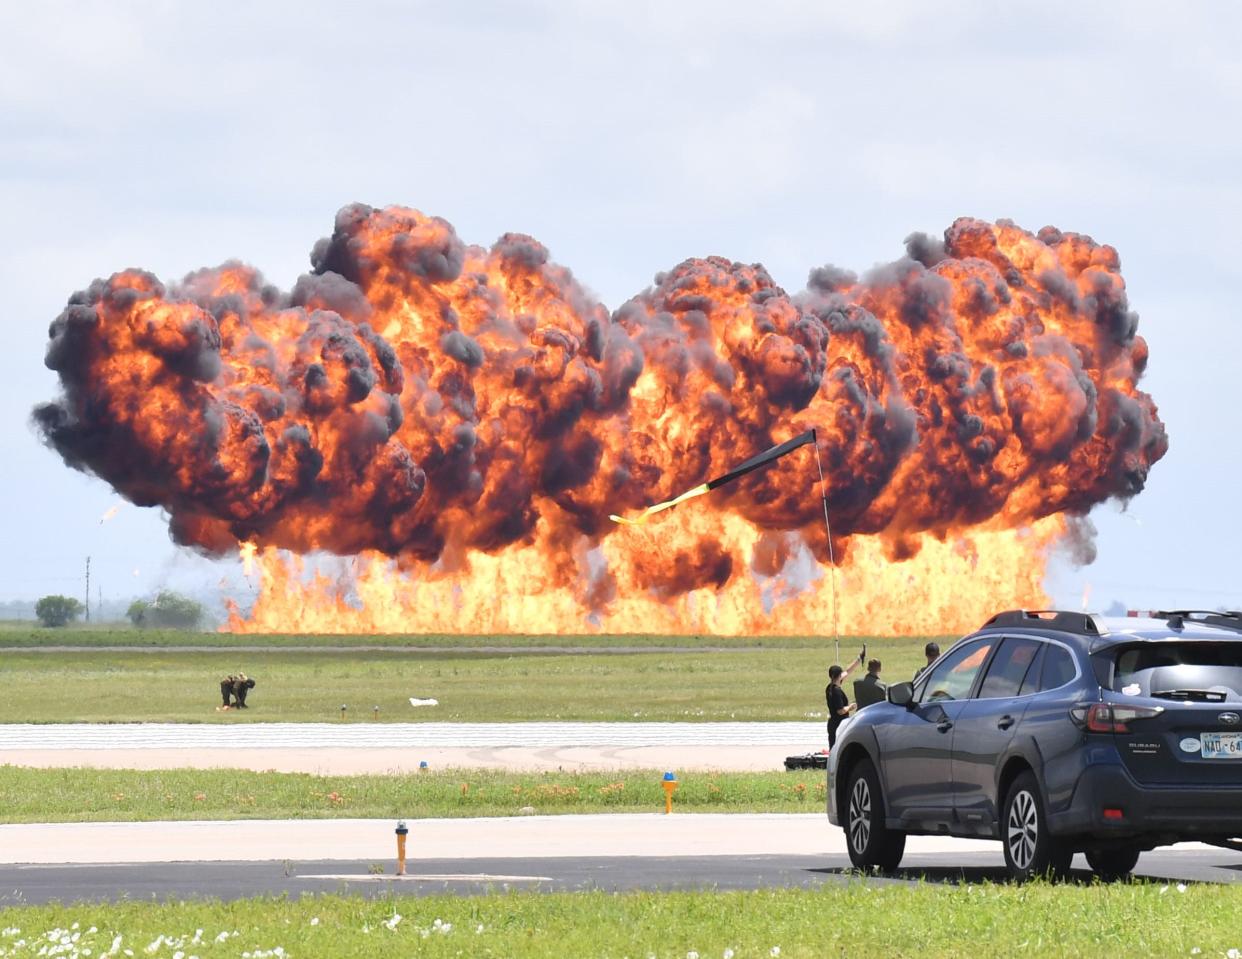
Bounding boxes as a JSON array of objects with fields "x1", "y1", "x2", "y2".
[{"x1": 84, "y1": 555, "x2": 91, "y2": 623}]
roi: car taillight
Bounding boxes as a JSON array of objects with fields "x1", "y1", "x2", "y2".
[{"x1": 1076, "y1": 702, "x2": 1164, "y2": 733}]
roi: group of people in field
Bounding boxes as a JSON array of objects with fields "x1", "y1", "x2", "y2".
[
  {"x1": 824, "y1": 641, "x2": 941, "y2": 748},
  {"x1": 219, "y1": 672, "x2": 256, "y2": 709}
]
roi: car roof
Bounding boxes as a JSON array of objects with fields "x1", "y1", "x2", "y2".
[{"x1": 969, "y1": 609, "x2": 1242, "y2": 653}]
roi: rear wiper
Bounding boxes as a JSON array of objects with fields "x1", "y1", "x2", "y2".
[{"x1": 1151, "y1": 688, "x2": 1230, "y2": 703}]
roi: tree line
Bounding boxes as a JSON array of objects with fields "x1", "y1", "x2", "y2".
[{"x1": 33, "y1": 591, "x2": 206, "y2": 629}]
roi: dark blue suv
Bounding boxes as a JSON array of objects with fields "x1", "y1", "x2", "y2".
[{"x1": 827, "y1": 609, "x2": 1242, "y2": 880}]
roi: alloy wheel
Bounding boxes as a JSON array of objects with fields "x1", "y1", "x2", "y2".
[
  {"x1": 848, "y1": 776, "x2": 872, "y2": 853},
  {"x1": 1007, "y1": 789, "x2": 1038, "y2": 870}
]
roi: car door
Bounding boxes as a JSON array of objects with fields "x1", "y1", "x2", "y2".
[
  {"x1": 876, "y1": 638, "x2": 997, "y2": 827},
  {"x1": 949, "y1": 637, "x2": 1043, "y2": 834}
]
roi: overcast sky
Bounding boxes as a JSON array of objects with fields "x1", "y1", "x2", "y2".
[{"x1": 2, "y1": 1, "x2": 1239, "y2": 616}]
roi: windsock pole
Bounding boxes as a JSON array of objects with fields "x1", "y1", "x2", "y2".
[{"x1": 810, "y1": 430, "x2": 840, "y2": 663}]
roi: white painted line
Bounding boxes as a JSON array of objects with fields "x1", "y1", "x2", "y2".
[{"x1": 298, "y1": 873, "x2": 554, "y2": 882}]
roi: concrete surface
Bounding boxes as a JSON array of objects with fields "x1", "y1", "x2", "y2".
[{"x1": 0, "y1": 814, "x2": 999, "y2": 864}]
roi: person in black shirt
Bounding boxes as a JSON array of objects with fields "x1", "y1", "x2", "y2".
[
  {"x1": 914, "y1": 641, "x2": 940, "y2": 680},
  {"x1": 826, "y1": 645, "x2": 866, "y2": 748}
]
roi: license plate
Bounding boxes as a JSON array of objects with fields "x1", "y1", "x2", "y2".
[{"x1": 1201, "y1": 732, "x2": 1242, "y2": 759}]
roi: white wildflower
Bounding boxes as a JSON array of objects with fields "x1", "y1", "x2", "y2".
[
  {"x1": 1226, "y1": 950, "x2": 1240, "y2": 959},
  {"x1": 1190, "y1": 950, "x2": 1201, "y2": 956},
  {"x1": 214, "y1": 933, "x2": 229, "y2": 944},
  {"x1": 724, "y1": 950, "x2": 736, "y2": 959},
  {"x1": 771, "y1": 949, "x2": 782, "y2": 957},
  {"x1": 1176, "y1": 883, "x2": 1187, "y2": 893},
  {"x1": 309, "y1": 918, "x2": 319, "y2": 927},
  {"x1": 475, "y1": 924, "x2": 485, "y2": 934},
  {"x1": 174, "y1": 951, "x2": 185, "y2": 959},
  {"x1": 687, "y1": 952, "x2": 699, "y2": 959}
]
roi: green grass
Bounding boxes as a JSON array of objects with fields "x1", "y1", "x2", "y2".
[
  {"x1": 0, "y1": 625, "x2": 938, "y2": 650},
  {"x1": 0, "y1": 644, "x2": 924, "y2": 723},
  {"x1": 1, "y1": 884, "x2": 1240, "y2": 958},
  {"x1": 0, "y1": 767, "x2": 827, "y2": 822}
]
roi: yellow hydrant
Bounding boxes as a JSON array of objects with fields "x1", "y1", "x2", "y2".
[
  {"x1": 661, "y1": 771, "x2": 678, "y2": 814},
  {"x1": 395, "y1": 819, "x2": 409, "y2": 876}
]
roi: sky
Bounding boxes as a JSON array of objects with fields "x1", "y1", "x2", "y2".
[{"x1": 2, "y1": 0, "x2": 1239, "y2": 618}]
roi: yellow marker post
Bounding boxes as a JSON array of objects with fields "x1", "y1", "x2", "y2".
[
  {"x1": 395, "y1": 820, "x2": 408, "y2": 876},
  {"x1": 661, "y1": 771, "x2": 678, "y2": 814}
]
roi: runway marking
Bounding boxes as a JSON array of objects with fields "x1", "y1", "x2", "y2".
[
  {"x1": 0, "y1": 721, "x2": 824, "y2": 750},
  {"x1": 298, "y1": 872, "x2": 554, "y2": 882}
]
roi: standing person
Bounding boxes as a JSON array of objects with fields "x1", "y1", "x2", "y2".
[
  {"x1": 854, "y1": 658, "x2": 886, "y2": 707},
  {"x1": 915, "y1": 641, "x2": 940, "y2": 680},
  {"x1": 826, "y1": 645, "x2": 866, "y2": 749}
]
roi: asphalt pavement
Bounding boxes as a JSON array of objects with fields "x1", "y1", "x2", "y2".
[{"x1": 3, "y1": 849, "x2": 1240, "y2": 906}]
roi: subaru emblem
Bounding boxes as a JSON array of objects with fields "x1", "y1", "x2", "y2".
[{"x1": 1220, "y1": 712, "x2": 1241, "y2": 726}]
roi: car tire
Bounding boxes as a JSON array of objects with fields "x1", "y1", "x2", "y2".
[
  {"x1": 1085, "y1": 846, "x2": 1140, "y2": 881},
  {"x1": 844, "y1": 757, "x2": 906, "y2": 872},
  {"x1": 1002, "y1": 771, "x2": 1072, "y2": 882}
]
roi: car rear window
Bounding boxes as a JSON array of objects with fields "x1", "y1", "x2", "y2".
[
  {"x1": 1040, "y1": 645, "x2": 1077, "y2": 691},
  {"x1": 977, "y1": 638, "x2": 1041, "y2": 698},
  {"x1": 1109, "y1": 642, "x2": 1242, "y2": 702}
]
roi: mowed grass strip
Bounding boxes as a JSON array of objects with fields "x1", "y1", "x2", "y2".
[
  {"x1": 0, "y1": 644, "x2": 925, "y2": 724},
  {"x1": 0, "y1": 622, "x2": 939, "y2": 651},
  {"x1": 2, "y1": 884, "x2": 1240, "y2": 958},
  {"x1": 0, "y1": 766, "x2": 826, "y2": 822}
]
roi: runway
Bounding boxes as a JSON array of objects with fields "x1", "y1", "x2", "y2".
[{"x1": 0, "y1": 721, "x2": 825, "y2": 773}]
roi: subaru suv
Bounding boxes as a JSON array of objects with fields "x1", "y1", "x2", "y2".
[{"x1": 827, "y1": 609, "x2": 1242, "y2": 880}]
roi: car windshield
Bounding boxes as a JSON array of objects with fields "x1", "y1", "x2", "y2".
[{"x1": 1110, "y1": 642, "x2": 1242, "y2": 702}]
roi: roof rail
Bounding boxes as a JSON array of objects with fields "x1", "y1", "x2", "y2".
[
  {"x1": 1150, "y1": 610, "x2": 1242, "y2": 633},
  {"x1": 982, "y1": 609, "x2": 1107, "y2": 636}
]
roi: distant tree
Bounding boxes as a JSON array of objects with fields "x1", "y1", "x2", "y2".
[
  {"x1": 130, "y1": 591, "x2": 204, "y2": 629},
  {"x1": 35, "y1": 595, "x2": 84, "y2": 628},
  {"x1": 126, "y1": 599, "x2": 150, "y2": 627}
]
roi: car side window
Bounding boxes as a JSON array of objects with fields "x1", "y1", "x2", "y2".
[
  {"x1": 977, "y1": 638, "x2": 1042, "y2": 699},
  {"x1": 1017, "y1": 643, "x2": 1046, "y2": 697},
  {"x1": 918, "y1": 639, "x2": 995, "y2": 703},
  {"x1": 1040, "y1": 644, "x2": 1077, "y2": 691}
]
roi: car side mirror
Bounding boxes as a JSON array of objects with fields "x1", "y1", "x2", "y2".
[{"x1": 888, "y1": 681, "x2": 915, "y2": 709}]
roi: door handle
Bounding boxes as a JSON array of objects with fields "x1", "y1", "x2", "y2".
[
  {"x1": 997, "y1": 715, "x2": 1015, "y2": 730},
  {"x1": 937, "y1": 720, "x2": 953, "y2": 733}
]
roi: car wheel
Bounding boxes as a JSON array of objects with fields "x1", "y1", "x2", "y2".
[
  {"x1": 1085, "y1": 846, "x2": 1140, "y2": 881},
  {"x1": 1002, "y1": 771, "x2": 1072, "y2": 882},
  {"x1": 845, "y1": 757, "x2": 906, "y2": 872}
]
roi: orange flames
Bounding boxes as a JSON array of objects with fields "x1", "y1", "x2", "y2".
[{"x1": 35, "y1": 208, "x2": 1166, "y2": 636}]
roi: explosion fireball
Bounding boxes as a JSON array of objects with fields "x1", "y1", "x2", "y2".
[{"x1": 33, "y1": 206, "x2": 1167, "y2": 635}]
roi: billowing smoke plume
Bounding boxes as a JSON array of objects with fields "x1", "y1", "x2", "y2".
[{"x1": 34, "y1": 206, "x2": 1167, "y2": 614}]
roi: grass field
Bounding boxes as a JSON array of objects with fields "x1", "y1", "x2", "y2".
[
  {"x1": 0, "y1": 623, "x2": 941, "y2": 650},
  {"x1": 0, "y1": 643, "x2": 926, "y2": 724},
  {"x1": 2, "y1": 883, "x2": 1240, "y2": 958},
  {"x1": 0, "y1": 766, "x2": 827, "y2": 822}
]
